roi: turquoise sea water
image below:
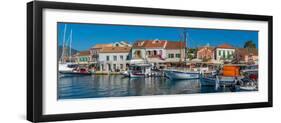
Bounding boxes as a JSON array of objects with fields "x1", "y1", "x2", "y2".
[{"x1": 58, "y1": 75, "x2": 251, "y2": 99}]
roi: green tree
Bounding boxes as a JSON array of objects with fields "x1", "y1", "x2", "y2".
[
  {"x1": 244, "y1": 40, "x2": 256, "y2": 49},
  {"x1": 186, "y1": 48, "x2": 197, "y2": 60}
]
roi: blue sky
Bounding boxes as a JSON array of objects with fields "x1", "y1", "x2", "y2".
[{"x1": 58, "y1": 22, "x2": 258, "y2": 51}]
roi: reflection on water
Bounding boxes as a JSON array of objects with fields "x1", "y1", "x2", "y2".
[{"x1": 58, "y1": 75, "x2": 233, "y2": 99}]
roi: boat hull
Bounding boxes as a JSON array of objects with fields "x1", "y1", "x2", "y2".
[
  {"x1": 201, "y1": 76, "x2": 244, "y2": 86},
  {"x1": 129, "y1": 73, "x2": 146, "y2": 78},
  {"x1": 239, "y1": 86, "x2": 257, "y2": 91},
  {"x1": 121, "y1": 71, "x2": 130, "y2": 77},
  {"x1": 59, "y1": 71, "x2": 91, "y2": 76},
  {"x1": 165, "y1": 70, "x2": 200, "y2": 80}
]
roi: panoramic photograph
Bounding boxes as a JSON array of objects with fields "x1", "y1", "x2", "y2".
[{"x1": 57, "y1": 22, "x2": 259, "y2": 100}]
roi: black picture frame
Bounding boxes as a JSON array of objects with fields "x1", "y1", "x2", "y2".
[{"x1": 27, "y1": 1, "x2": 273, "y2": 122}]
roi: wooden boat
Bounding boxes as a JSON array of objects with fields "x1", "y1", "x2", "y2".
[
  {"x1": 201, "y1": 64, "x2": 245, "y2": 86},
  {"x1": 164, "y1": 30, "x2": 202, "y2": 80},
  {"x1": 201, "y1": 76, "x2": 244, "y2": 86},
  {"x1": 128, "y1": 63, "x2": 152, "y2": 78},
  {"x1": 164, "y1": 69, "x2": 200, "y2": 80}
]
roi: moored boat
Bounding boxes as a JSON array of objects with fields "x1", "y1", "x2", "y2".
[
  {"x1": 59, "y1": 63, "x2": 78, "y2": 73},
  {"x1": 59, "y1": 67, "x2": 92, "y2": 76},
  {"x1": 164, "y1": 69, "x2": 200, "y2": 80},
  {"x1": 239, "y1": 86, "x2": 257, "y2": 91},
  {"x1": 128, "y1": 63, "x2": 152, "y2": 78},
  {"x1": 121, "y1": 71, "x2": 130, "y2": 77},
  {"x1": 201, "y1": 64, "x2": 243, "y2": 86},
  {"x1": 201, "y1": 76, "x2": 244, "y2": 86},
  {"x1": 240, "y1": 64, "x2": 258, "y2": 81},
  {"x1": 238, "y1": 78, "x2": 258, "y2": 91}
]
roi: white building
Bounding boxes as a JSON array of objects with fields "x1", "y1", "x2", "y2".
[
  {"x1": 98, "y1": 46, "x2": 131, "y2": 72},
  {"x1": 132, "y1": 39, "x2": 167, "y2": 60},
  {"x1": 165, "y1": 41, "x2": 186, "y2": 63},
  {"x1": 131, "y1": 39, "x2": 186, "y2": 68},
  {"x1": 215, "y1": 44, "x2": 235, "y2": 61}
]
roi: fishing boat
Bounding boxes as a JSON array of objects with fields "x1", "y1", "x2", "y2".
[
  {"x1": 238, "y1": 78, "x2": 258, "y2": 91},
  {"x1": 240, "y1": 64, "x2": 258, "y2": 81},
  {"x1": 201, "y1": 64, "x2": 258, "y2": 91},
  {"x1": 165, "y1": 69, "x2": 200, "y2": 80},
  {"x1": 240, "y1": 86, "x2": 257, "y2": 91},
  {"x1": 201, "y1": 64, "x2": 244, "y2": 86},
  {"x1": 201, "y1": 75, "x2": 244, "y2": 86},
  {"x1": 128, "y1": 63, "x2": 152, "y2": 78},
  {"x1": 164, "y1": 29, "x2": 202, "y2": 80},
  {"x1": 241, "y1": 64, "x2": 258, "y2": 73}
]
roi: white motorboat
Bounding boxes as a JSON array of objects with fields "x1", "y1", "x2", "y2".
[
  {"x1": 121, "y1": 71, "x2": 130, "y2": 77},
  {"x1": 164, "y1": 69, "x2": 200, "y2": 80},
  {"x1": 241, "y1": 65, "x2": 258, "y2": 74},
  {"x1": 238, "y1": 78, "x2": 258, "y2": 91},
  {"x1": 239, "y1": 86, "x2": 257, "y2": 91},
  {"x1": 128, "y1": 63, "x2": 152, "y2": 78},
  {"x1": 59, "y1": 63, "x2": 77, "y2": 73}
]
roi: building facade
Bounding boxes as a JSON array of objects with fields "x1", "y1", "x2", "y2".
[
  {"x1": 197, "y1": 46, "x2": 214, "y2": 61},
  {"x1": 235, "y1": 48, "x2": 258, "y2": 64},
  {"x1": 90, "y1": 44, "x2": 112, "y2": 63},
  {"x1": 90, "y1": 41, "x2": 131, "y2": 63},
  {"x1": 75, "y1": 51, "x2": 92, "y2": 64},
  {"x1": 215, "y1": 44, "x2": 235, "y2": 61},
  {"x1": 165, "y1": 41, "x2": 186, "y2": 63},
  {"x1": 132, "y1": 39, "x2": 167, "y2": 59},
  {"x1": 131, "y1": 39, "x2": 186, "y2": 68},
  {"x1": 98, "y1": 46, "x2": 131, "y2": 72}
]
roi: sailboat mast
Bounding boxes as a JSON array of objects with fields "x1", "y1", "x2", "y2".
[
  {"x1": 69, "y1": 29, "x2": 72, "y2": 63},
  {"x1": 184, "y1": 29, "x2": 187, "y2": 64},
  {"x1": 60, "y1": 24, "x2": 67, "y2": 63},
  {"x1": 179, "y1": 29, "x2": 184, "y2": 64},
  {"x1": 179, "y1": 29, "x2": 187, "y2": 65}
]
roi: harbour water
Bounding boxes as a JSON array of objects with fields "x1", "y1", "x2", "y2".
[{"x1": 58, "y1": 75, "x2": 255, "y2": 99}]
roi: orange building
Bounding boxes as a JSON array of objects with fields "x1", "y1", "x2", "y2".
[{"x1": 197, "y1": 46, "x2": 214, "y2": 61}]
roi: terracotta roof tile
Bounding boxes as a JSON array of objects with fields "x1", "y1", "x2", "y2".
[
  {"x1": 217, "y1": 43, "x2": 234, "y2": 49},
  {"x1": 78, "y1": 51, "x2": 91, "y2": 56},
  {"x1": 133, "y1": 40, "x2": 167, "y2": 48},
  {"x1": 133, "y1": 40, "x2": 185, "y2": 49},
  {"x1": 92, "y1": 44, "x2": 112, "y2": 49},
  {"x1": 100, "y1": 46, "x2": 131, "y2": 53},
  {"x1": 165, "y1": 41, "x2": 186, "y2": 49}
]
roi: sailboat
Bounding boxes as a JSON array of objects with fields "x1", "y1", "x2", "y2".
[
  {"x1": 164, "y1": 29, "x2": 201, "y2": 80},
  {"x1": 58, "y1": 24, "x2": 91, "y2": 76},
  {"x1": 59, "y1": 24, "x2": 75, "y2": 73}
]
